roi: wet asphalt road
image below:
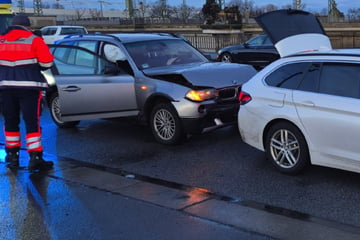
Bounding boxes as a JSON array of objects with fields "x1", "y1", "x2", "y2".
[{"x1": 2, "y1": 109, "x2": 360, "y2": 231}]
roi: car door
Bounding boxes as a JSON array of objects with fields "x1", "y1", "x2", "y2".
[
  {"x1": 232, "y1": 35, "x2": 278, "y2": 67},
  {"x1": 49, "y1": 45, "x2": 137, "y2": 119},
  {"x1": 293, "y1": 62, "x2": 360, "y2": 164},
  {"x1": 256, "y1": 9, "x2": 332, "y2": 57}
]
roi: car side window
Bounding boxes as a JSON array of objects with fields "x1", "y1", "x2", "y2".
[
  {"x1": 263, "y1": 36, "x2": 273, "y2": 46},
  {"x1": 41, "y1": 27, "x2": 57, "y2": 36},
  {"x1": 59, "y1": 40, "x2": 98, "y2": 54},
  {"x1": 297, "y1": 63, "x2": 321, "y2": 92},
  {"x1": 318, "y1": 63, "x2": 360, "y2": 99},
  {"x1": 51, "y1": 46, "x2": 110, "y2": 75},
  {"x1": 247, "y1": 35, "x2": 265, "y2": 46},
  {"x1": 265, "y1": 62, "x2": 310, "y2": 89},
  {"x1": 60, "y1": 28, "x2": 87, "y2": 35}
]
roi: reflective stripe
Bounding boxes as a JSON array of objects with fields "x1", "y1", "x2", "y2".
[
  {"x1": 5, "y1": 136, "x2": 20, "y2": 141},
  {"x1": 27, "y1": 141, "x2": 42, "y2": 150},
  {"x1": 39, "y1": 61, "x2": 53, "y2": 68},
  {"x1": 26, "y1": 136, "x2": 40, "y2": 143},
  {"x1": 6, "y1": 142, "x2": 21, "y2": 147},
  {"x1": 4, "y1": 35, "x2": 36, "y2": 45},
  {"x1": 0, "y1": 80, "x2": 48, "y2": 88},
  {"x1": 26, "y1": 135, "x2": 42, "y2": 151},
  {"x1": 5, "y1": 133, "x2": 21, "y2": 148},
  {"x1": 0, "y1": 58, "x2": 38, "y2": 66}
]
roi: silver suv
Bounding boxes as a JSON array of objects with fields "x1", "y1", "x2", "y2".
[{"x1": 45, "y1": 33, "x2": 256, "y2": 144}]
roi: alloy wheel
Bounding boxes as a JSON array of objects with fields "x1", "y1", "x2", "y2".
[
  {"x1": 269, "y1": 129, "x2": 300, "y2": 169},
  {"x1": 221, "y1": 53, "x2": 232, "y2": 63},
  {"x1": 153, "y1": 108, "x2": 176, "y2": 141},
  {"x1": 51, "y1": 95, "x2": 64, "y2": 124}
]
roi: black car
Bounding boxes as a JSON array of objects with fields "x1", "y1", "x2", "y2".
[{"x1": 217, "y1": 34, "x2": 280, "y2": 70}]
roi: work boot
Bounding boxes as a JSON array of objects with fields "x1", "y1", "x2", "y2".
[
  {"x1": 5, "y1": 147, "x2": 20, "y2": 170},
  {"x1": 28, "y1": 151, "x2": 53, "y2": 172}
]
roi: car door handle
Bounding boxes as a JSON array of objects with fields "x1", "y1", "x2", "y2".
[
  {"x1": 62, "y1": 86, "x2": 81, "y2": 92},
  {"x1": 300, "y1": 101, "x2": 315, "y2": 107}
]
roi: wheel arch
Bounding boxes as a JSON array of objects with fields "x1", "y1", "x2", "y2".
[
  {"x1": 142, "y1": 93, "x2": 175, "y2": 123},
  {"x1": 45, "y1": 86, "x2": 58, "y2": 105},
  {"x1": 262, "y1": 118, "x2": 309, "y2": 152}
]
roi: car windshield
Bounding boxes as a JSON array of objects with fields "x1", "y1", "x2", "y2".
[{"x1": 124, "y1": 39, "x2": 208, "y2": 70}]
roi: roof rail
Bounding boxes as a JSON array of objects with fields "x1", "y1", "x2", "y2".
[
  {"x1": 61, "y1": 32, "x2": 187, "y2": 43},
  {"x1": 62, "y1": 33, "x2": 122, "y2": 42},
  {"x1": 130, "y1": 31, "x2": 183, "y2": 39}
]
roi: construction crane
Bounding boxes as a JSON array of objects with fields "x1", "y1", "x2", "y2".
[
  {"x1": 329, "y1": 0, "x2": 336, "y2": 13},
  {"x1": 17, "y1": 0, "x2": 25, "y2": 13},
  {"x1": 33, "y1": 0, "x2": 43, "y2": 15},
  {"x1": 293, "y1": 0, "x2": 301, "y2": 10},
  {"x1": 125, "y1": 0, "x2": 134, "y2": 18}
]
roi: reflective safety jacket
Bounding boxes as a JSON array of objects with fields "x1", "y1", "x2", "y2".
[{"x1": 0, "y1": 26, "x2": 54, "y2": 90}]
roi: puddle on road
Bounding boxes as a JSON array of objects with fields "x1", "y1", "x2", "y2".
[{"x1": 0, "y1": 163, "x2": 103, "y2": 239}]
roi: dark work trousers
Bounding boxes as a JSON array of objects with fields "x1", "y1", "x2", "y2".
[{"x1": 1, "y1": 89, "x2": 42, "y2": 134}]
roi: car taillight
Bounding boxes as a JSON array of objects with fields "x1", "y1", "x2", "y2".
[{"x1": 238, "y1": 91, "x2": 252, "y2": 105}]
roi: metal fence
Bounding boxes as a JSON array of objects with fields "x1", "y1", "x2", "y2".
[{"x1": 182, "y1": 33, "x2": 245, "y2": 52}]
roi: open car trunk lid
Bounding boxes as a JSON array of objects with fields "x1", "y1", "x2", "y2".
[{"x1": 255, "y1": 9, "x2": 332, "y2": 57}]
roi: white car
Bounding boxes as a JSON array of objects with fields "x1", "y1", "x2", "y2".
[
  {"x1": 238, "y1": 9, "x2": 360, "y2": 174},
  {"x1": 40, "y1": 25, "x2": 88, "y2": 44}
]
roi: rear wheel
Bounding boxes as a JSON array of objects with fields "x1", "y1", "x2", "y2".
[
  {"x1": 220, "y1": 52, "x2": 233, "y2": 63},
  {"x1": 150, "y1": 103, "x2": 185, "y2": 145},
  {"x1": 49, "y1": 92, "x2": 79, "y2": 128},
  {"x1": 265, "y1": 122, "x2": 309, "y2": 174}
]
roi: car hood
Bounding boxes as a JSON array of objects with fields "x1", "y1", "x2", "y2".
[
  {"x1": 256, "y1": 9, "x2": 332, "y2": 57},
  {"x1": 142, "y1": 62, "x2": 257, "y2": 88}
]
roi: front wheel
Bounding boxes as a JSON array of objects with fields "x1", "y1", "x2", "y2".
[
  {"x1": 265, "y1": 122, "x2": 309, "y2": 174},
  {"x1": 49, "y1": 92, "x2": 79, "y2": 128},
  {"x1": 220, "y1": 52, "x2": 233, "y2": 63},
  {"x1": 150, "y1": 103, "x2": 185, "y2": 145}
]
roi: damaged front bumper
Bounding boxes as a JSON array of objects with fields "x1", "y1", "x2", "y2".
[{"x1": 181, "y1": 101, "x2": 240, "y2": 134}]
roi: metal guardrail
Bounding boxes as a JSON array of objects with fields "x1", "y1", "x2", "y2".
[{"x1": 183, "y1": 33, "x2": 243, "y2": 52}]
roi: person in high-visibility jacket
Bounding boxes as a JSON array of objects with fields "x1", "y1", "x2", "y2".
[{"x1": 0, "y1": 14, "x2": 54, "y2": 172}]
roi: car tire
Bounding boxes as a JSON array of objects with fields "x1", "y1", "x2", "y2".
[
  {"x1": 265, "y1": 122, "x2": 309, "y2": 174},
  {"x1": 220, "y1": 52, "x2": 233, "y2": 63},
  {"x1": 150, "y1": 102, "x2": 185, "y2": 145},
  {"x1": 49, "y1": 92, "x2": 80, "y2": 128}
]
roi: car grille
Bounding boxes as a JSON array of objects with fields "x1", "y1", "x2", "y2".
[{"x1": 216, "y1": 86, "x2": 240, "y2": 102}]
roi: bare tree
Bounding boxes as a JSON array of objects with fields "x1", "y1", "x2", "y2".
[
  {"x1": 150, "y1": 0, "x2": 174, "y2": 19},
  {"x1": 347, "y1": 8, "x2": 360, "y2": 22},
  {"x1": 174, "y1": 4, "x2": 196, "y2": 23},
  {"x1": 226, "y1": 0, "x2": 254, "y2": 13},
  {"x1": 89, "y1": 8, "x2": 102, "y2": 18},
  {"x1": 75, "y1": 9, "x2": 87, "y2": 20}
]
